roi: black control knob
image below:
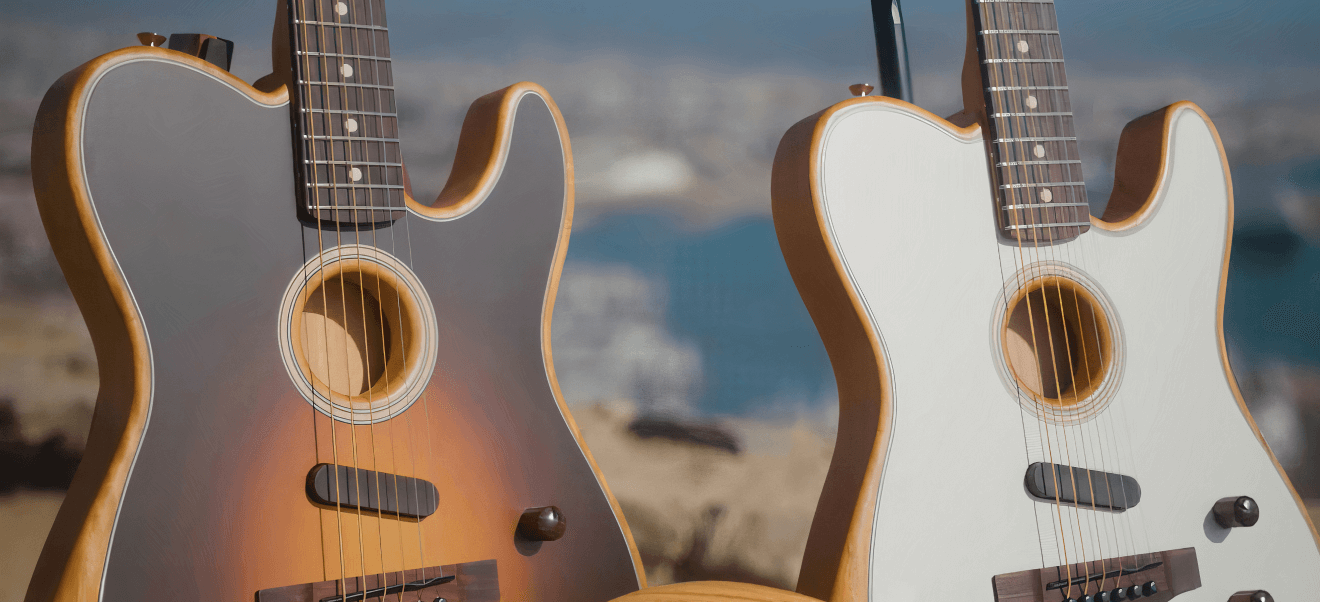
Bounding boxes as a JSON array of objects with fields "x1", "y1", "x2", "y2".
[
  {"x1": 1080, "y1": 594, "x2": 1095, "y2": 602},
  {"x1": 1111, "y1": 587, "x2": 1128, "y2": 601},
  {"x1": 517, "y1": 506, "x2": 567, "y2": 541},
  {"x1": 1228, "y1": 591, "x2": 1273, "y2": 602},
  {"x1": 1141, "y1": 582, "x2": 1158, "y2": 597},
  {"x1": 1126, "y1": 585, "x2": 1143, "y2": 599},
  {"x1": 165, "y1": 34, "x2": 235, "y2": 71},
  {"x1": 1096, "y1": 591, "x2": 1112, "y2": 602},
  {"x1": 1213, "y1": 496, "x2": 1260, "y2": 528}
]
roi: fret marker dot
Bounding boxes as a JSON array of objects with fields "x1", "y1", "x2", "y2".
[
  {"x1": 345, "y1": 118, "x2": 358, "y2": 133},
  {"x1": 1017, "y1": 40, "x2": 1030, "y2": 53},
  {"x1": 1034, "y1": 144, "x2": 1046, "y2": 158},
  {"x1": 1025, "y1": 95, "x2": 1039, "y2": 109},
  {"x1": 350, "y1": 167, "x2": 363, "y2": 182},
  {"x1": 336, "y1": 2, "x2": 348, "y2": 16},
  {"x1": 1040, "y1": 189, "x2": 1053, "y2": 203},
  {"x1": 341, "y1": 64, "x2": 354, "y2": 78}
]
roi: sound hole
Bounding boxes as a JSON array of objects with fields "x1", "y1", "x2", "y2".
[
  {"x1": 1002, "y1": 276, "x2": 1112, "y2": 407},
  {"x1": 300, "y1": 271, "x2": 396, "y2": 398},
  {"x1": 281, "y1": 248, "x2": 437, "y2": 424}
]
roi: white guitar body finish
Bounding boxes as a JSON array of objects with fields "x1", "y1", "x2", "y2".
[{"x1": 780, "y1": 97, "x2": 1320, "y2": 601}]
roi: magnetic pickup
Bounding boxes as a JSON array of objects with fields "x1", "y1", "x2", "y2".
[
  {"x1": 306, "y1": 463, "x2": 439, "y2": 519},
  {"x1": 1025, "y1": 462, "x2": 1141, "y2": 511}
]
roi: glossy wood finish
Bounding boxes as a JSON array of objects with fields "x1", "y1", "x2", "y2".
[
  {"x1": 26, "y1": 46, "x2": 642, "y2": 602},
  {"x1": 605, "y1": 581, "x2": 824, "y2": 602}
]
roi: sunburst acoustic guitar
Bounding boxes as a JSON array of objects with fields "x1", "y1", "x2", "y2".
[
  {"x1": 772, "y1": 1, "x2": 1320, "y2": 601},
  {"x1": 24, "y1": 1, "x2": 646, "y2": 601}
]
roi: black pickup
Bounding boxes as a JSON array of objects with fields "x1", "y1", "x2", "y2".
[
  {"x1": 306, "y1": 463, "x2": 440, "y2": 519},
  {"x1": 1025, "y1": 462, "x2": 1141, "y2": 511}
]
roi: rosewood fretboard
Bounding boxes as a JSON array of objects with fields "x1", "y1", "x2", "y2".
[
  {"x1": 287, "y1": 0, "x2": 405, "y2": 227},
  {"x1": 973, "y1": 0, "x2": 1089, "y2": 245}
]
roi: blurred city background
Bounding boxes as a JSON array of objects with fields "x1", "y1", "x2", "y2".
[{"x1": 1, "y1": 0, "x2": 1318, "y2": 597}]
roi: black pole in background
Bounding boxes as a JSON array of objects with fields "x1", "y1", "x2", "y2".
[{"x1": 871, "y1": 0, "x2": 914, "y2": 102}]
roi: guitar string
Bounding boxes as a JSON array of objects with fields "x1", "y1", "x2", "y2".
[
  {"x1": 1033, "y1": 2, "x2": 1130, "y2": 586},
  {"x1": 295, "y1": 0, "x2": 350, "y2": 595},
  {"x1": 1043, "y1": 0, "x2": 1151, "y2": 588},
  {"x1": 1012, "y1": 3, "x2": 1112, "y2": 592},
  {"x1": 1030, "y1": 0, "x2": 1150, "y2": 577},
  {"x1": 355, "y1": 0, "x2": 433, "y2": 593},
  {"x1": 976, "y1": 3, "x2": 1058, "y2": 582},
  {"x1": 355, "y1": 0, "x2": 443, "y2": 587},
  {"x1": 357, "y1": 0, "x2": 414, "y2": 594},
  {"x1": 309, "y1": 0, "x2": 374, "y2": 594},
  {"x1": 980, "y1": 0, "x2": 1072, "y2": 590},
  {"x1": 397, "y1": 160, "x2": 440, "y2": 591},
  {"x1": 1019, "y1": 1, "x2": 1114, "y2": 590},
  {"x1": 1000, "y1": 2, "x2": 1096, "y2": 592},
  {"x1": 979, "y1": 1, "x2": 1077, "y2": 594},
  {"x1": 1011, "y1": 2, "x2": 1126, "y2": 592},
  {"x1": 1024, "y1": 1, "x2": 1108, "y2": 591},
  {"x1": 325, "y1": 0, "x2": 399, "y2": 595},
  {"x1": 1067, "y1": 83, "x2": 1153, "y2": 576}
]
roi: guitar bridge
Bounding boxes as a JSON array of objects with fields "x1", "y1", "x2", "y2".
[
  {"x1": 992, "y1": 548, "x2": 1200, "y2": 602},
  {"x1": 256, "y1": 559, "x2": 497, "y2": 602}
]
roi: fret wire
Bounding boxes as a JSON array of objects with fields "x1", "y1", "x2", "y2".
[
  {"x1": 980, "y1": 29, "x2": 1059, "y2": 34},
  {"x1": 307, "y1": 183, "x2": 406, "y2": 189},
  {"x1": 977, "y1": 0, "x2": 1088, "y2": 231},
  {"x1": 995, "y1": 136, "x2": 1077, "y2": 142},
  {"x1": 305, "y1": 108, "x2": 397, "y2": 117},
  {"x1": 983, "y1": 58, "x2": 1065, "y2": 64},
  {"x1": 1002, "y1": 202, "x2": 1089, "y2": 210},
  {"x1": 986, "y1": 85, "x2": 1069, "y2": 91},
  {"x1": 304, "y1": 134, "x2": 399, "y2": 142},
  {"x1": 299, "y1": 80, "x2": 396, "y2": 90},
  {"x1": 307, "y1": 206, "x2": 405, "y2": 211},
  {"x1": 295, "y1": 19, "x2": 388, "y2": 31},
  {"x1": 306, "y1": 159, "x2": 403, "y2": 167},
  {"x1": 997, "y1": 159, "x2": 1082, "y2": 167},
  {"x1": 1000, "y1": 181, "x2": 1085, "y2": 190},
  {"x1": 364, "y1": 0, "x2": 394, "y2": 196},
  {"x1": 1005, "y1": 221, "x2": 1091, "y2": 231},
  {"x1": 991, "y1": 111, "x2": 1072, "y2": 118},
  {"x1": 297, "y1": 50, "x2": 392, "y2": 61}
]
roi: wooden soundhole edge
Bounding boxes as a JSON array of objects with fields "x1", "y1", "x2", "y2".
[
  {"x1": 994, "y1": 263, "x2": 1124, "y2": 425},
  {"x1": 279, "y1": 245, "x2": 438, "y2": 424}
]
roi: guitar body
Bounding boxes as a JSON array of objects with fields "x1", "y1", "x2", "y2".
[
  {"x1": 773, "y1": 96, "x2": 1320, "y2": 600},
  {"x1": 27, "y1": 47, "x2": 642, "y2": 602}
]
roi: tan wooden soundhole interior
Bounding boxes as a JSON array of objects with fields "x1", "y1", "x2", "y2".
[
  {"x1": 292, "y1": 260, "x2": 416, "y2": 403},
  {"x1": 280, "y1": 246, "x2": 437, "y2": 423},
  {"x1": 1002, "y1": 275, "x2": 1113, "y2": 409}
]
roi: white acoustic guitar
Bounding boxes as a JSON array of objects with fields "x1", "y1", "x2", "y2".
[{"x1": 772, "y1": 1, "x2": 1320, "y2": 601}]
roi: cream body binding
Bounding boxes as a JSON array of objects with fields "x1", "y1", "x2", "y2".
[{"x1": 810, "y1": 101, "x2": 1320, "y2": 600}]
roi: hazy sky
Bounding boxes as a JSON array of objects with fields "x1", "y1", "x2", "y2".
[
  {"x1": 11, "y1": 0, "x2": 1320, "y2": 73},
  {"x1": 3, "y1": 0, "x2": 1319, "y2": 432}
]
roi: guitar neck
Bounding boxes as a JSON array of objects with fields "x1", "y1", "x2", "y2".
[
  {"x1": 287, "y1": 0, "x2": 406, "y2": 227},
  {"x1": 971, "y1": 0, "x2": 1089, "y2": 245}
]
